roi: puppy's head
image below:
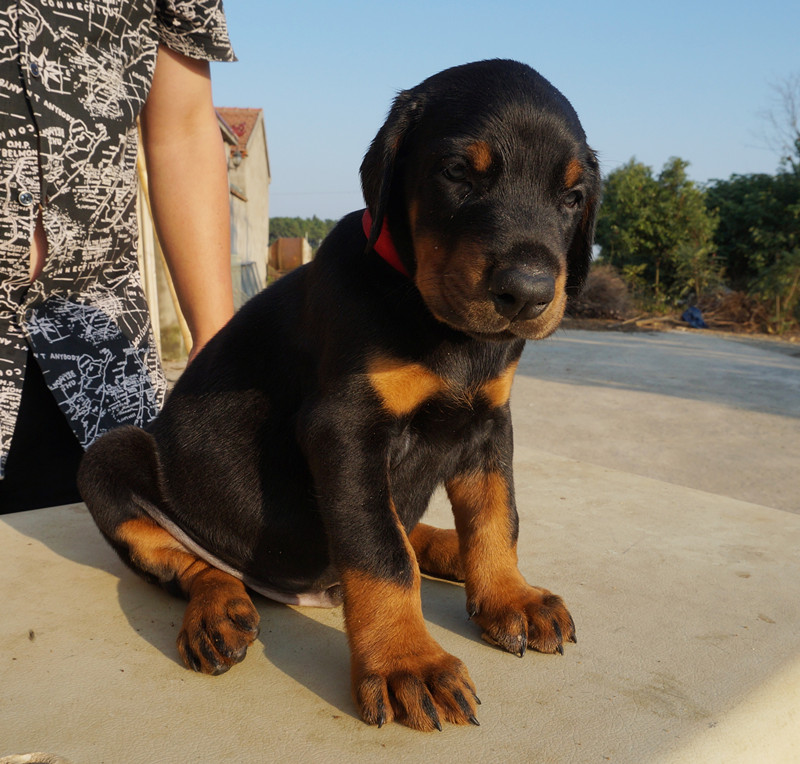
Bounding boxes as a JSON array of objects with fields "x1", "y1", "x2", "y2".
[{"x1": 361, "y1": 59, "x2": 600, "y2": 341}]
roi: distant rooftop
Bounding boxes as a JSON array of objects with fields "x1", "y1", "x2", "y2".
[{"x1": 216, "y1": 107, "x2": 262, "y2": 155}]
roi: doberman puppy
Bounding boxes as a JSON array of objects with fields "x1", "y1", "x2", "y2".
[{"x1": 78, "y1": 59, "x2": 600, "y2": 731}]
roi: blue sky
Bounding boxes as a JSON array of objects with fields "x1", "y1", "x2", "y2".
[{"x1": 211, "y1": 0, "x2": 800, "y2": 220}]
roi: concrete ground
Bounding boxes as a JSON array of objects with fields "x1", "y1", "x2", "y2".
[
  {"x1": 514, "y1": 328, "x2": 800, "y2": 513},
  {"x1": 2, "y1": 328, "x2": 799, "y2": 763}
]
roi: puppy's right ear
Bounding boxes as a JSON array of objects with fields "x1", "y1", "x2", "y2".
[
  {"x1": 566, "y1": 147, "x2": 602, "y2": 299},
  {"x1": 360, "y1": 89, "x2": 423, "y2": 250}
]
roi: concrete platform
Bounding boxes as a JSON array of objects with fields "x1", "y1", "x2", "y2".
[{"x1": 2, "y1": 329, "x2": 799, "y2": 763}]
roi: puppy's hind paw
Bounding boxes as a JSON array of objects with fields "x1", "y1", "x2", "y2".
[{"x1": 177, "y1": 570, "x2": 260, "y2": 675}]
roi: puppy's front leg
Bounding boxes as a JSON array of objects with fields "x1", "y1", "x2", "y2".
[
  {"x1": 341, "y1": 515, "x2": 479, "y2": 732},
  {"x1": 447, "y1": 464, "x2": 576, "y2": 657},
  {"x1": 304, "y1": 412, "x2": 478, "y2": 731}
]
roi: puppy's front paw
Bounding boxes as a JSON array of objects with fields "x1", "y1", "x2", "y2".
[
  {"x1": 354, "y1": 647, "x2": 480, "y2": 731},
  {"x1": 469, "y1": 583, "x2": 576, "y2": 657},
  {"x1": 177, "y1": 570, "x2": 260, "y2": 675}
]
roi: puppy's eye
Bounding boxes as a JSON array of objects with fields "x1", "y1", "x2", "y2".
[
  {"x1": 443, "y1": 162, "x2": 469, "y2": 183},
  {"x1": 564, "y1": 190, "x2": 583, "y2": 209}
]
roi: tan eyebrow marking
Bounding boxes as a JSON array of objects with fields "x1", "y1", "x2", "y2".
[
  {"x1": 565, "y1": 157, "x2": 583, "y2": 187},
  {"x1": 466, "y1": 141, "x2": 493, "y2": 173}
]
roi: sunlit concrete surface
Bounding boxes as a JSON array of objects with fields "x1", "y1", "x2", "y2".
[{"x1": 2, "y1": 330, "x2": 799, "y2": 763}]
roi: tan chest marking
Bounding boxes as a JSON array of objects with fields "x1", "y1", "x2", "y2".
[
  {"x1": 367, "y1": 357, "x2": 449, "y2": 417},
  {"x1": 367, "y1": 356, "x2": 519, "y2": 417},
  {"x1": 478, "y1": 359, "x2": 518, "y2": 408}
]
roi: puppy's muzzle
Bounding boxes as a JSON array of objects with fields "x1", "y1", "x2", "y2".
[{"x1": 488, "y1": 266, "x2": 556, "y2": 321}]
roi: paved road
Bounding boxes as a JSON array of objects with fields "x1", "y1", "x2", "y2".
[{"x1": 513, "y1": 329, "x2": 800, "y2": 513}]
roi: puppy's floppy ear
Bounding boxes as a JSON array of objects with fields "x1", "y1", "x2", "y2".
[
  {"x1": 360, "y1": 89, "x2": 424, "y2": 250},
  {"x1": 566, "y1": 147, "x2": 602, "y2": 298}
]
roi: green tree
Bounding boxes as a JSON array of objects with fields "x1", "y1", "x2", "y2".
[
  {"x1": 707, "y1": 171, "x2": 800, "y2": 331},
  {"x1": 594, "y1": 159, "x2": 658, "y2": 286},
  {"x1": 595, "y1": 158, "x2": 719, "y2": 305}
]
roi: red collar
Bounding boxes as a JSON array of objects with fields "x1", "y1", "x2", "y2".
[{"x1": 362, "y1": 209, "x2": 409, "y2": 277}]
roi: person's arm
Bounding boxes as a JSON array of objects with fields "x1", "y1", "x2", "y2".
[{"x1": 140, "y1": 44, "x2": 235, "y2": 361}]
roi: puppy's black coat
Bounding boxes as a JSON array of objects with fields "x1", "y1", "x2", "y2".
[{"x1": 79, "y1": 59, "x2": 599, "y2": 731}]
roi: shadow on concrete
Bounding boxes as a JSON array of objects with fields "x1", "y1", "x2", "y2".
[
  {"x1": 519, "y1": 329, "x2": 800, "y2": 419},
  {"x1": 255, "y1": 601, "x2": 355, "y2": 719},
  {"x1": 1, "y1": 502, "x2": 122, "y2": 575}
]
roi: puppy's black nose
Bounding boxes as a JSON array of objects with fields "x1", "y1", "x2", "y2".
[{"x1": 488, "y1": 268, "x2": 555, "y2": 321}]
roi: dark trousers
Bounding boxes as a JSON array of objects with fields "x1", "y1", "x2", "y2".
[{"x1": 0, "y1": 351, "x2": 84, "y2": 513}]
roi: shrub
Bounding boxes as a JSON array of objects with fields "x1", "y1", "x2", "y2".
[
  {"x1": 696, "y1": 290, "x2": 770, "y2": 332},
  {"x1": 568, "y1": 263, "x2": 632, "y2": 319}
]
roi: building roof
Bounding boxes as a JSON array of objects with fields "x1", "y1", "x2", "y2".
[
  {"x1": 215, "y1": 107, "x2": 263, "y2": 156},
  {"x1": 216, "y1": 112, "x2": 239, "y2": 146}
]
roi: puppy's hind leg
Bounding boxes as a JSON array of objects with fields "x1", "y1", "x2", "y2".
[
  {"x1": 78, "y1": 426, "x2": 260, "y2": 675},
  {"x1": 409, "y1": 523, "x2": 464, "y2": 582}
]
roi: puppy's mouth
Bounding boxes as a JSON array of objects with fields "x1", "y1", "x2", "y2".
[
  {"x1": 414, "y1": 241, "x2": 568, "y2": 340},
  {"x1": 430, "y1": 283, "x2": 566, "y2": 341}
]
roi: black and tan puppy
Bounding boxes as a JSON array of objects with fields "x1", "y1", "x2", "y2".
[{"x1": 79, "y1": 59, "x2": 600, "y2": 731}]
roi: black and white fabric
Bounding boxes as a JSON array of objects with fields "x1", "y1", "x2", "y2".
[{"x1": 0, "y1": 0, "x2": 235, "y2": 478}]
